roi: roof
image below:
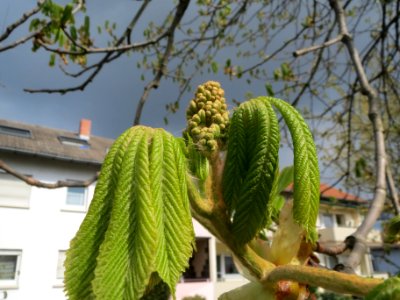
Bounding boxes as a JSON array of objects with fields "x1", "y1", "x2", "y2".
[
  {"x1": 0, "y1": 119, "x2": 114, "y2": 165},
  {"x1": 285, "y1": 183, "x2": 367, "y2": 204},
  {"x1": 319, "y1": 183, "x2": 366, "y2": 203}
]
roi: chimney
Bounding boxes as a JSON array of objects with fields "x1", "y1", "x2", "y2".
[{"x1": 79, "y1": 119, "x2": 91, "y2": 140}]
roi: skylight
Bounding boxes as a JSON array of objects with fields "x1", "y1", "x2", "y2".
[
  {"x1": 58, "y1": 136, "x2": 90, "y2": 149},
  {"x1": 0, "y1": 125, "x2": 32, "y2": 138}
]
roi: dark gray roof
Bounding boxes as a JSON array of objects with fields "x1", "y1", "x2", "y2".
[{"x1": 0, "y1": 119, "x2": 114, "y2": 165}]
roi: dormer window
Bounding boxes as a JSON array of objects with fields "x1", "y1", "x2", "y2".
[
  {"x1": 58, "y1": 136, "x2": 90, "y2": 149},
  {"x1": 0, "y1": 125, "x2": 31, "y2": 138}
]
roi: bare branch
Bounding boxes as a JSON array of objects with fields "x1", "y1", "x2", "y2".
[
  {"x1": 329, "y1": 0, "x2": 388, "y2": 270},
  {"x1": 34, "y1": 34, "x2": 165, "y2": 55},
  {"x1": 314, "y1": 241, "x2": 348, "y2": 256},
  {"x1": 0, "y1": 159, "x2": 98, "y2": 189},
  {"x1": 0, "y1": 31, "x2": 37, "y2": 52},
  {"x1": 0, "y1": 0, "x2": 43, "y2": 42},
  {"x1": 293, "y1": 35, "x2": 343, "y2": 57},
  {"x1": 133, "y1": 0, "x2": 190, "y2": 125}
]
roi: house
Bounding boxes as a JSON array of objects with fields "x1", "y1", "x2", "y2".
[{"x1": 0, "y1": 119, "x2": 393, "y2": 300}]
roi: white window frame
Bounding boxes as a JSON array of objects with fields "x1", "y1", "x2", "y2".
[
  {"x1": 62, "y1": 186, "x2": 88, "y2": 212},
  {"x1": 0, "y1": 250, "x2": 22, "y2": 289},
  {"x1": 217, "y1": 253, "x2": 241, "y2": 280},
  {"x1": 54, "y1": 250, "x2": 66, "y2": 287}
]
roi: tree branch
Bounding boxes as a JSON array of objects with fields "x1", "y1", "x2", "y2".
[
  {"x1": 23, "y1": 0, "x2": 151, "y2": 94},
  {"x1": 264, "y1": 265, "x2": 382, "y2": 296},
  {"x1": 329, "y1": 0, "x2": 388, "y2": 270},
  {"x1": 0, "y1": 159, "x2": 98, "y2": 189},
  {"x1": 386, "y1": 165, "x2": 400, "y2": 215},
  {"x1": 0, "y1": 0, "x2": 43, "y2": 43},
  {"x1": 293, "y1": 35, "x2": 343, "y2": 57},
  {"x1": 133, "y1": 0, "x2": 190, "y2": 125}
]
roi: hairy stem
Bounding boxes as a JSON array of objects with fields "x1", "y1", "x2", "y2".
[{"x1": 264, "y1": 265, "x2": 382, "y2": 296}]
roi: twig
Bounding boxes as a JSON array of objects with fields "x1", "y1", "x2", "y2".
[
  {"x1": 133, "y1": 0, "x2": 190, "y2": 125},
  {"x1": 35, "y1": 34, "x2": 164, "y2": 55},
  {"x1": 293, "y1": 35, "x2": 343, "y2": 57},
  {"x1": 24, "y1": 0, "x2": 151, "y2": 94},
  {"x1": 0, "y1": 159, "x2": 98, "y2": 189},
  {"x1": 0, "y1": 0, "x2": 43, "y2": 42}
]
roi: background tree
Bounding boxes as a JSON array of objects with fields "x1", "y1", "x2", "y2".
[{"x1": 1, "y1": 0, "x2": 400, "y2": 293}]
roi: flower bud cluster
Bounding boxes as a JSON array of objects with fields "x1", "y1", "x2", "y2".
[{"x1": 185, "y1": 81, "x2": 229, "y2": 153}]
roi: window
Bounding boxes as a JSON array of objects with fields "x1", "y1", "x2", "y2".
[
  {"x1": 63, "y1": 187, "x2": 87, "y2": 211},
  {"x1": 335, "y1": 214, "x2": 345, "y2": 227},
  {"x1": 0, "y1": 173, "x2": 31, "y2": 208},
  {"x1": 217, "y1": 254, "x2": 240, "y2": 280},
  {"x1": 56, "y1": 251, "x2": 66, "y2": 280},
  {"x1": 0, "y1": 125, "x2": 31, "y2": 138},
  {"x1": 322, "y1": 214, "x2": 334, "y2": 228},
  {"x1": 0, "y1": 250, "x2": 22, "y2": 288},
  {"x1": 324, "y1": 255, "x2": 339, "y2": 269},
  {"x1": 182, "y1": 238, "x2": 210, "y2": 282},
  {"x1": 58, "y1": 136, "x2": 90, "y2": 149}
]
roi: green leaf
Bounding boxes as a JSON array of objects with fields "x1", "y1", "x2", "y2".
[
  {"x1": 222, "y1": 107, "x2": 247, "y2": 212},
  {"x1": 365, "y1": 277, "x2": 400, "y2": 300},
  {"x1": 84, "y1": 15, "x2": 90, "y2": 35},
  {"x1": 277, "y1": 166, "x2": 294, "y2": 193},
  {"x1": 265, "y1": 97, "x2": 320, "y2": 243},
  {"x1": 64, "y1": 127, "x2": 140, "y2": 299},
  {"x1": 270, "y1": 166, "x2": 293, "y2": 221},
  {"x1": 265, "y1": 83, "x2": 274, "y2": 96},
  {"x1": 65, "y1": 126, "x2": 194, "y2": 300},
  {"x1": 211, "y1": 61, "x2": 219, "y2": 74},
  {"x1": 60, "y1": 3, "x2": 73, "y2": 26},
  {"x1": 223, "y1": 99, "x2": 280, "y2": 244},
  {"x1": 49, "y1": 53, "x2": 56, "y2": 67},
  {"x1": 93, "y1": 130, "x2": 156, "y2": 299},
  {"x1": 152, "y1": 130, "x2": 195, "y2": 294},
  {"x1": 70, "y1": 26, "x2": 77, "y2": 40},
  {"x1": 383, "y1": 215, "x2": 400, "y2": 243}
]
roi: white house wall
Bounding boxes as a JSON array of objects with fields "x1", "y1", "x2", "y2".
[{"x1": 0, "y1": 153, "x2": 96, "y2": 300}]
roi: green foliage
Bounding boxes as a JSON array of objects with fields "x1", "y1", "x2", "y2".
[
  {"x1": 186, "y1": 137, "x2": 209, "y2": 182},
  {"x1": 64, "y1": 126, "x2": 194, "y2": 300},
  {"x1": 383, "y1": 215, "x2": 400, "y2": 244},
  {"x1": 271, "y1": 166, "x2": 294, "y2": 221},
  {"x1": 265, "y1": 97, "x2": 320, "y2": 243},
  {"x1": 223, "y1": 99, "x2": 280, "y2": 244},
  {"x1": 365, "y1": 277, "x2": 400, "y2": 300}
]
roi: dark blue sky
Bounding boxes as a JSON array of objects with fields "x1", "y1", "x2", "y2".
[{"x1": 2, "y1": 0, "x2": 339, "y2": 171}]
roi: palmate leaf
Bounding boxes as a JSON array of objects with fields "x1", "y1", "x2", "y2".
[
  {"x1": 222, "y1": 106, "x2": 246, "y2": 212},
  {"x1": 152, "y1": 131, "x2": 195, "y2": 295},
  {"x1": 64, "y1": 126, "x2": 140, "y2": 300},
  {"x1": 93, "y1": 131, "x2": 157, "y2": 299},
  {"x1": 265, "y1": 97, "x2": 320, "y2": 243},
  {"x1": 64, "y1": 126, "x2": 194, "y2": 300},
  {"x1": 223, "y1": 99, "x2": 280, "y2": 244}
]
